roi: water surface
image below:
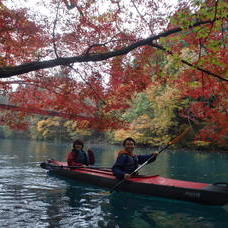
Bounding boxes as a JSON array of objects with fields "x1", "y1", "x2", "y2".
[{"x1": 0, "y1": 139, "x2": 228, "y2": 227}]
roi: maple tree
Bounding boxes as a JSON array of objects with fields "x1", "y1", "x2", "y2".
[
  {"x1": 36, "y1": 117, "x2": 91, "y2": 140},
  {"x1": 0, "y1": 0, "x2": 227, "y2": 147},
  {"x1": 0, "y1": 0, "x2": 49, "y2": 66}
]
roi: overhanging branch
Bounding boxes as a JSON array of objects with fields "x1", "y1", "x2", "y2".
[
  {"x1": 150, "y1": 43, "x2": 228, "y2": 82},
  {"x1": 0, "y1": 18, "x2": 225, "y2": 79},
  {"x1": 0, "y1": 103, "x2": 93, "y2": 120}
]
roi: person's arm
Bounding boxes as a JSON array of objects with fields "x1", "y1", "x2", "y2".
[
  {"x1": 87, "y1": 149, "x2": 95, "y2": 165},
  {"x1": 82, "y1": 150, "x2": 89, "y2": 166},
  {"x1": 67, "y1": 152, "x2": 74, "y2": 166},
  {"x1": 112, "y1": 154, "x2": 127, "y2": 179},
  {"x1": 137, "y1": 152, "x2": 158, "y2": 164}
]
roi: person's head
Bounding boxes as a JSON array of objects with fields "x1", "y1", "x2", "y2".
[
  {"x1": 123, "y1": 137, "x2": 136, "y2": 153},
  {"x1": 73, "y1": 139, "x2": 84, "y2": 151}
]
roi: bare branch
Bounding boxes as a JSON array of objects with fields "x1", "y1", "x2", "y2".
[
  {"x1": 130, "y1": 0, "x2": 152, "y2": 33},
  {"x1": 150, "y1": 43, "x2": 228, "y2": 82},
  {"x1": 62, "y1": 0, "x2": 76, "y2": 10},
  {"x1": 68, "y1": 65, "x2": 106, "y2": 105},
  {"x1": 52, "y1": 0, "x2": 61, "y2": 58}
]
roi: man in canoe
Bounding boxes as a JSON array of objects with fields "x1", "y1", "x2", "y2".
[
  {"x1": 67, "y1": 139, "x2": 95, "y2": 167},
  {"x1": 112, "y1": 137, "x2": 158, "y2": 179}
]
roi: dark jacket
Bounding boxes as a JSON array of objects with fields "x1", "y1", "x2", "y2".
[{"x1": 112, "y1": 152, "x2": 157, "y2": 179}]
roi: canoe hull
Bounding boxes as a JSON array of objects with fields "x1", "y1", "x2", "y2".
[{"x1": 41, "y1": 161, "x2": 228, "y2": 206}]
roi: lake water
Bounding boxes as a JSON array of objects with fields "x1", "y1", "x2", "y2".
[{"x1": 0, "y1": 138, "x2": 228, "y2": 227}]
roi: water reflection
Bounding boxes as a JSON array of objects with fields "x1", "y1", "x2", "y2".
[
  {"x1": 0, "y1": 139, "x2": 228, "y2": 227},
  {"x1": 43, "y1": 178, "x2": 228, "y2": 228},
  {"x1": 168, "y1": 149, "x2": 228, "y2": 182},
  {"x1": 42, "y1": 171, "x2": 228, "y2": 228},
  {"x1": 108, "y1": 192, "x2": 228, "y2": 228},
  {"x1": 37, "y1": 179, "x2": 109, "y2": 227}
]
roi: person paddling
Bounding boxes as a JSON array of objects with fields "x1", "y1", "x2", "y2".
[
  {"x1": 67, "y1": 139, "x2": 95, "y2": 167},
  {"x1": 112, "y1": 137, "x2": 158, "y2": 179}
]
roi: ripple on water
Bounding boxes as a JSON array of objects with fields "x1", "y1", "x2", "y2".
[{"x1": 1, "y1": 140, "x2": 228, "y2": 227}]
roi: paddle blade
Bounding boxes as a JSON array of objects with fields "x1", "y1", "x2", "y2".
[
  {"x1": 169, "y1": 127, "x2": 192, "y2": 145},
  {"x1": 98, "y1": 191, "x2": 111, "y2": 196}
]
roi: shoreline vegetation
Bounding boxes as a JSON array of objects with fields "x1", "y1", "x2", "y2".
[{"x1": 0, "y1": 128, "x2": 227, "y2": 152}]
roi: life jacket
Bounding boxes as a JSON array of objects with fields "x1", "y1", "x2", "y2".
[
  {"x1": 72, "y1": 149, "x2": 88, "y2": 165},
  {"x1": 118, "y1": 153, "x2": 139, "y2": 174},
  {"x1": 67, "y1": 149, "x2": 95, "y2": 166}
]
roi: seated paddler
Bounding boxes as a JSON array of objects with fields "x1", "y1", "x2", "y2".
[
  {"x1": 67, "y1": 139, "x2": 95, "y2": 167},
  {"x1": 112, "y1": 137, "x2": 158, "y2": 179}
]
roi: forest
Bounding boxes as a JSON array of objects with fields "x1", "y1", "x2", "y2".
[{"x1": 0, "y1": 0, "x2": 227, "y2": 150}]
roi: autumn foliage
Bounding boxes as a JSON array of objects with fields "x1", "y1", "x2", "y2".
[{"x1": 0, "y1": 0, "x2": 227, "y2": 148}]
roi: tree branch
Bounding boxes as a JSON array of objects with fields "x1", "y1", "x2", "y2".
[
  {"x1": 0, "y1": 103, "x2": 94, "y2": 120},
  {"x1": 52, "y1": 0, "x2": 61, "y2": 58},
  {"x1": 0, "y1": 18, "x2": 225, "y2": 79},
  {"x1": 150, "y1": 43, "x2": 228, "y2": 82}
]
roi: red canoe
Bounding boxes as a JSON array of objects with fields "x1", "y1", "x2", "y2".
[{"x1": 40, "y1": 160, "x2": 228, "y2": 206}]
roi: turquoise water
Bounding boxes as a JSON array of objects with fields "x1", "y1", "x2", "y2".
[{"x1": 0, "y1": 139, "x2": 227, "y2": 227}]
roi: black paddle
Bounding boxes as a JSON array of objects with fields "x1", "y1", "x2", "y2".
[{"x1": 109, "y1": 127, "x2": 192, "y2": 193}]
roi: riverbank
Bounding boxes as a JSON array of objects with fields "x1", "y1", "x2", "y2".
[{"x1": 1, "y1": 132, "x2": 227, "y2": 153}]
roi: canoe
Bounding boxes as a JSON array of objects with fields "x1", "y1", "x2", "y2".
[{"x1": 40, "y1": 160, "x2": 228, "y2": 206}]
